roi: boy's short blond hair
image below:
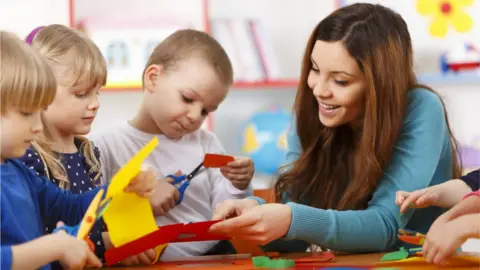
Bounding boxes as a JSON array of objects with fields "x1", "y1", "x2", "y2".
[
  {"x1": 30, "y1": 24, "x2": 107, "y2": 89},
  {"x1": 0, "y1": 31, "x2": 56, "y2": 115},
  {"x1": 143, "y1": 29, "x2": 233, "y2": 88}
]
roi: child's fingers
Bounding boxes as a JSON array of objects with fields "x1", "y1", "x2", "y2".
[
  {"x1": 137, "y1": 252, "x2": 153, "y2": 265},
  {"x1": 399, "y1": 189, "x2": 427, "y2": 213},
  {"x1": 224, "y1": 173, "x2": 250, "y2": 181},
  {"x1": 56, "y1": 221, "x2": 66, "y2": 228},
  {"x1": 222, "y1": 167, "x2": 250, "y2": 175},
  {"x1": 416, "y1": 193, "x2": 438, "y2": 207},
  {"x1": 227, "y1": 158, "x2": 252, "y2": 168},
  {"x1": 86, "y1": 250, "x2": 102, "y2": 268},
  {"x1": 145, "y1": 249, "x2": 157, "y2": 261},
  {"x1": 395, "y1": 191, "x2": 410, "y2": 205}
]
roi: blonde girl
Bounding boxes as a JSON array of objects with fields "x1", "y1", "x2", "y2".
[{"x1": 21, "y1": 25, "x2": 156, "y2": 266}]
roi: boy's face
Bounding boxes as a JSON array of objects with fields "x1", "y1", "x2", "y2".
[
  {"x1": 143, "y1": 57, "x2": 229, "y2": 139},
  {"x1": 0, "y1": 110, "x2": 43, "y2": 161}
]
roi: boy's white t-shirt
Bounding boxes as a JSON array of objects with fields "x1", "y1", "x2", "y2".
[{"x1": 89, "y1": 122, "x2": 253, "y2": 259}]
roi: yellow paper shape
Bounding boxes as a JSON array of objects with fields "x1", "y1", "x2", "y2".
[
  {"x1": 103, "y1": 137, "x2": 160, "y2": 247},
  {"x1": 242, "y1": 124, "x2": 259, "y2": 153},
  {"x1": 377, "y1": 254, "x2": 480, "y2": 267},
  {"x1": 151, "y1": 244, "x2": 168, "y2": 264},
  {"x1": 106, "y1": 137, "x2": 159, "y2": 199}
]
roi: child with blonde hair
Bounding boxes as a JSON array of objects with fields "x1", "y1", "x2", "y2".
[
  {"x1": 90, "y1": 29, "x2": 255, "y2": 259},
  {"x1": 0, "y1": 30, "x2": 157, "y2": 270},
  {"x1": 20, "y1": 24, "x2": 156, "y2": 266}
]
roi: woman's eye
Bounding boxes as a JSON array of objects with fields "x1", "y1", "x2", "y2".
[{"x1": 334, "y1": 80, "x2": 349, "y2": 86}]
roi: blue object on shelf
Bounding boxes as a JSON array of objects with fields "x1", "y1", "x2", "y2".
[{"x1": 240, "y1": 106, "x2": 291, "y2": 175}]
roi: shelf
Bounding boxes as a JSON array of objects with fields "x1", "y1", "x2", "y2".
[
  {"x1": 418, "y1": 73, "x2": 480, "y2": 85},
  {"x1": 231, "y1": 79, "x2": 298, "y2": 89}
]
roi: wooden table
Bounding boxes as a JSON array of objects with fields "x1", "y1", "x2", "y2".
[{"x1": 105, "y1": 252, "x2": 480, "y2": 269}]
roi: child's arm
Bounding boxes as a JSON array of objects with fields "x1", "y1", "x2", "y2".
[
  {"x1": 6, "y1": 232, "x2": 102, "y2": 270},
  {"x1": 423, "y1": 194, "x2": 480, "y2": 265},
  {"x1": 437, "y1": 190, "x2": 480, "y2": 222},
  {"x1": 396, "y1": 179, "x2": 472, "y2": 212}
]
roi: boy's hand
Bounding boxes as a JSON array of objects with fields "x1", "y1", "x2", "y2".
[
  {"x1": 124, "y1": 164, "x2": 157, "y2": 198},
  {"x1": 103, "y1": 232, "x2": 157, "y2": 266},
  {"x1": 395, "y1": 188, "x2": 439, "y2": 213},
  {"x1": 54, "y1": 222, "x2": 102, "y2": 269},
  {"x1": 150, "y1": 172, "x2": 181, "y2": 216},
  {"x1": 220, "y1": 157, "x2": 254, "y2": 190}
]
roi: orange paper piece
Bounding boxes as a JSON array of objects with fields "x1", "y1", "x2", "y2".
[
  {"x1": 103, "y1": 138, "x2": 160, "y2": 247},
  {"x1": 203, "y1": 154, "x2": 234, "y2": 168}
]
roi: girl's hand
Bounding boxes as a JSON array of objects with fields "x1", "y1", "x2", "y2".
[
  {"x1": 124, "y1": 164, "x2": 157, "y2": 197},
  {"x1": 220, "y1": 157, "x2": 254, "y2": 190},
  {"x1": 209, "y1": 203, "x2": 292, "y2": 245},
  {"x1": 395, "y1": 188, "x2": 439, "y2": 213}
]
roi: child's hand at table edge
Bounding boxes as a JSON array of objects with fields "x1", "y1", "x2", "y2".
[
  {"x1": 54, "y1": 221, "x2": 102, "y2": 269},
  {"x1": 124, "y1": 164, "x2": 157, "y2": 197},
  {"x1": 220, "y1": 156, "x2": 254, "y2": 190},
  {"x1": 102, "y1": 232, "x2": 157, "y2": 266}
]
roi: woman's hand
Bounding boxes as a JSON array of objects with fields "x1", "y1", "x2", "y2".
[{"x1": 210, "y1": 203, "x2": 292, "y2": 245}]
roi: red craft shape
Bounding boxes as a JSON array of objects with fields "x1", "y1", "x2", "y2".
[
  {"x1": 105, "y1": 220, "x2": 229, "y2": 266},
  {"x1": 203, "y1": 154, "x2": 234, "y2": 168}
]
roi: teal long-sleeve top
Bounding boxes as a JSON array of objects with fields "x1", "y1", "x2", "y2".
[{"x1": 252, "y1": 88, "x2": 454, "y2": 253}]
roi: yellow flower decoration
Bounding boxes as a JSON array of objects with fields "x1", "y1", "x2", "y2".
[{"x1": 416, "y1": 0, "x2": 474, "y2": 37}]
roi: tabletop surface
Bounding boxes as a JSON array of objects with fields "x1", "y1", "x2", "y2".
[{"x1": 104, "y1": 252, "x2": 480, "y2": 270}]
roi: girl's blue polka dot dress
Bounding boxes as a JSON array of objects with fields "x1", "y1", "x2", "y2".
[{"x1": 19, "y1": 141, "x2": 106, "y2": 262}]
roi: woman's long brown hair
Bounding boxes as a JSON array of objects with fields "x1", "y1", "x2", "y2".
[{"x1": 275, "y1": 3, "x2": 461, "y2": 210}]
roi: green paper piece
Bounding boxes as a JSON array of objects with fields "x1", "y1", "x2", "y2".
[
  {"x1": 252, "y1": 256, "x2": 270, "y2": 267},
  {"x1": 252, "y1": 256, "x2": 295, "y2": 269},
  {"x1": 381, "y1": 247, "x2": 409, "y2": 261},
  {"x1": 267, "y1": 259, "x2": 295, "y2": 269}
]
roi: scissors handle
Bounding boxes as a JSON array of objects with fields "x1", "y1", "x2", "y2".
[
  {"x1": 167, "y1": 174, "x2": 187, "y2": 185},
  {"x1": 53, "y1": 224, "x2": 80, "y2": 236},
  {"x1": 166, "y1": 174, "x2": 189, "y2": 205},
  {"x1": 53, "y1": 224, "x2": 95, "y2": 251}
]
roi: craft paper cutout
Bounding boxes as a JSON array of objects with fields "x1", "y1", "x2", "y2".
[
  {"x1": 105, "y1": 220, "x2": 230, "y2": 266},
  {"x1": 102, "y1": 137, "x2": 160, "y2": 247},
  {"x1": 416, "y1": 0, "x2": 474, "y2": 37},
  {"x1": 378, "y1": 254, "x2": 480, "y2": 267},
  {"x1": 203, "y1": 154, "x2": 235, "y2": 167},
  {"x1": 381, "y1": 247, "x2": 410, "y2": 261},
  {"x1": 105, "y1": 137, "x2": 158, "y2": 199}
]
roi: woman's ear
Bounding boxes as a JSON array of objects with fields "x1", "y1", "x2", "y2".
[{"x1": 143, "y1": 64, "x2": 164, "y2": 93}]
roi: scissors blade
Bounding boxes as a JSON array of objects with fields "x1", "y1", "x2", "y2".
[
  {"x1": 186, "y1": 162, "x2": 203, "y2": 181},
  {"x1": 96, "y1": 197, "x2": 112, "y2": 220}
]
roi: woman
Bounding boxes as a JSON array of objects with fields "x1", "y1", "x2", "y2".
[{"x1": 209, "y1": 3, "x2": 461, "y2": 253}]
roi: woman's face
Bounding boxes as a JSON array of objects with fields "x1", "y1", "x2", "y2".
[{"x1": 307, "y1": 40, "x2": 367, "y2": 127}]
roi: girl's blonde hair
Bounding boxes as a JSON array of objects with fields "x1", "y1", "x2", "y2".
[
  {"x1": 28, "y1": 24, "x2": 107, "y2": 189},
  {"x1": 0, "y1": 31, "x2": 56, "y2": 115}
]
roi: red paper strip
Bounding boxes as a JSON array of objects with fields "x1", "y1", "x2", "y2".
[
  {"x1": 203, "y1": 154, "x2": 234, "y2": 168},
  {"x1": 173, "y1": 220, "x2": 231, "y2": 243},
  {"x1": 105, "y1": 224, "x2": 184, "y2": 266},
  {"x1": 105, "y1": 220, "x2": 230, "y2": 266}
]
